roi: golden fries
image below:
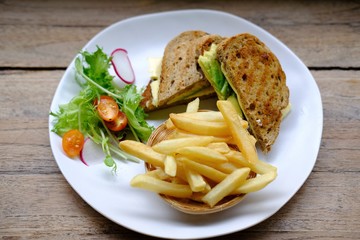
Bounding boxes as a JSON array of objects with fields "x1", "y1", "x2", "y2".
[
  {"x1": 164, "y1": 155, "x2": 177, "y2": 177},
  {"x1": 202, "y1": 167, "x2": 250, "y2": 207},
  {"x1": 121, "y1": 99, "x2": 277, "y2": 209},
  {"x1": 168, "y1": 129, "x2": 236, "y2": 145},
  {"x1": 119, "y1": 140, "x2": 165, "y2": 168},
  {"x1": 225, "y1": 149, "x2": 277, "y2": 174},
  {"x1": 183, "y1": 167, "x2": 207, "y2": 192},
  {"x1": 152, "y1": 136, "x2": 214, "y2": 154},
  {"x1": 181, "y1": 157, "x2": 227, "y2": 183},
  {"x1": 170, "y1": 113, "x2": 231, "y2": 137},
  {"x1": 232, "y1": 170, "x2": 277, "y2": 194},
  {"x1": 186, "y1": 97, "x2": 200, "y2": 113},
  {"x1": 176, "y1": 146, "x2": 228, "y2": 164},
  {"x1": 217, "y1": 100, "x2": 258, "y2": 164},
  {"x1": 206, "y1": 142, "x2": 231, "y2": 154},
  {"x1": 131, "y1": 174, "x2": 192, "y2": 198},
  {"x1": 177, "y1": 111, "x2": 225, "y2": 122}
]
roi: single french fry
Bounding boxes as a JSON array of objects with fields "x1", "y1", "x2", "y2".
[
  {"x1": 152, "y1": 136, "x2": 214, "y2": 155},
  {"x1": 182, "y1": 157, "x2": 227, "y2": 183},
  {"x1": 225, "y1": 150, "x2": 277, "y2": 174},
  {"x1": 217, "y1": 100, "x2": 258, "y2": 163},
  {"x1": 206, "y1": 142, "x2": 231, "y2": 154},
  {"x1": 168, "y1": 129, "x2": 235, "y2": 144},
  {"x1": 170, "y1": 113, "x2": 231, "y2": 137},
  {"x1": 202, "y1": 167, "x2": 251, "y2": 207},
  {"x1": 173, "y1": 162, "x2": 188, "y2": 183},
  {"x1": 119, "y1": 140, "x2": 165, "y2": 168},
  {"x1": 164, "y1": 155, "x2": 177, "y2": 177},
  {"x1": 232, "y1": 170, "x2": 277, "y2": 194},
  {"x1": 176, "y1": 146, "x2": 228, "y2": 164},
  {"x1": 130, "y1": 174, "x2": 192, "y2": 198},
  {"x1": 178, "y1": 111, "x2": 225, "y2": 122},
  {"x1": 186, "y1": 97, "x2": 200, "y2": 113},
  {"x1": 184, "y1": 167, "x2": 207, "y2": 192}
]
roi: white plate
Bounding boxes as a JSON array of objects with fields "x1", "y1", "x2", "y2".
[{"x1": 49, "y1": 9, "x2": 323, "y2": 239}]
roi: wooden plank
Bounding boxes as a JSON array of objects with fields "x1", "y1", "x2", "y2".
[
  {"x1": 311, "y1": 70, "x2": 360, "y2": 174},
  {"x1": 0, "y1": 70, "x2": 62, "y2": 119},
  {"x1": 1, "y1": 0, "x2": 359, "y2": 68}
]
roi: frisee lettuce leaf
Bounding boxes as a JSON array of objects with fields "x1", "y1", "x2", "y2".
[{"x1": 50, "y1": 46, "x2": 154, "y2": 173}]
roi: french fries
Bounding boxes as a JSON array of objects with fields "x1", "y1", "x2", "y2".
[
  {"x1": 232, "y1": 171, "x2": 277, "y2": 194},
  {"x1": 131, "y1": 174, "x2": 192, "y2": 198},
  {"x1": 120, "y1": 99, "x2": 278, "y2": 209},
  {"x1": 164, "y1": 155, "x2": 177, "y2": 177},
  {"x1": 181, "y1": 157, "x2": 227, "y2": 183},
  {"x1": 183, "y1": 167, "x2": 207, "y2": 192},
  {"x1": 152, "y1": 136, "x2": 214, "y2": 155},
  {"x1": 168, "y1": 129, "x2": 236, "y2": 145},
  {"x1": 217, "y1": 100, "x2": 258, "y2": 164},
  {"x1": 185, "y1": 97, "x2": 200, "y2": 113},
  {"x1": 170, "y1": 113, "x2": 231, "y2": 137},
  {"x1": 119, "y1": 140, "x2": 165, "y2": 168},
  {"x1": 177, "y1": 111, "x2": 225, "y2": 122},
  {"x1": 176, "y1": 146, "x2": 228, "y2": 164},
  {"x1": 225, "y1": 150, "x2": 277, "y2": 174},
  {"x1": 202, "y1": 167, "x2": 250, "y2": 207}
]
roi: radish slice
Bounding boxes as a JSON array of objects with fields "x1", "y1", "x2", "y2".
[
  {"x1": 80, "y1": 138, "x2": 105, "y2": 166},
  {"x1": 111, "y1": 48, "x2": 135, "y2": 84}
]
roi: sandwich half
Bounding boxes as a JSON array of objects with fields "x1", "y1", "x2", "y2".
[
  {"x1": 141, "y1": 31, "x2": 222, "y2": 112},
  {"x1": 198, "y1": 33, "x2": 290, "y2": 152}
]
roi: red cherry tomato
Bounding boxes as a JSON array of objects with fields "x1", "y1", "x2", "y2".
[
  {"x1": 105, "y1": 111, "x2": 128, "y2": 131},
  {"x1": 95, "y1": 96, "x2": 119, "y2": 122},
  {"x1": 62, "y1": 129, "x2": 84, "y2": 157}
]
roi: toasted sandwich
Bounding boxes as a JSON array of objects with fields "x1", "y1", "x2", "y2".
[
  {"x1": 198, "y1": 33, "x2": 290, "y2": 152},
  {"x1": 141, "y1": 31, "x2": 222, "y2": 111}
]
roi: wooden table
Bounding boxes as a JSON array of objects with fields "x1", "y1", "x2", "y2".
[{"x1": 1, "y1": 1, "x2": 359, "y2": 239}]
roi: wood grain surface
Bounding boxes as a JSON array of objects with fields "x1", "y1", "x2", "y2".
[{"x1": 1, "y1": 0, "x2": 359, "y2": 239}]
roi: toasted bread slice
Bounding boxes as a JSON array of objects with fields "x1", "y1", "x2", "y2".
[
  {"x1": 141, "y1": 31, "x2": 220, "y2": 112},
  {"x1": 217, "y1": 33, "x2": 289, "y2": 152}
]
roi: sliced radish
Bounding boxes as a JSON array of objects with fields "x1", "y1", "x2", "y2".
[
  {"x1": 80, "y1": 138, "x2": 106, "y2": 166},
  {"x1": 111, "y1": 48, "x2": 135, "y2": 84}
]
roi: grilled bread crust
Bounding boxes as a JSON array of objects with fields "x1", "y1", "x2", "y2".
[
  {"x1": 157, "y1": 31, "x2": 210, "y2": 107},
  {"x1": 217, "y1": 33, "x2": 289, "y2": 152},
  {"x1": 141, "y1": 31, "x2": 220, "y2": 112}
]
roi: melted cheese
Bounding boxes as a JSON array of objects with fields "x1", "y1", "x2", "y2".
[{"x1": 148, "y1": 57, "x2": 162, "y2": 107}]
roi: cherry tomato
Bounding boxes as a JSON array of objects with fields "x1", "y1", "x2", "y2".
[
  {"x1": 95, "y1": 95, "x2": 119, "y2": 122},
  {"x1": 105, "y1": 111, "x2": 128, "y2": 131},
  {"x1": 62, "y1": 129, "x2": 84, "y2": 157}
]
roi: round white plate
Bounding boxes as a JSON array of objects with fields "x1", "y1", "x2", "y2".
[{"x1": 49, "y1": 9, "x2": 323, "y2": 239}]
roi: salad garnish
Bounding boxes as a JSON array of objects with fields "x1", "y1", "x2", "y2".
[{"x1": 50, "y1": 46, "x2": 154, "y2": 173}]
